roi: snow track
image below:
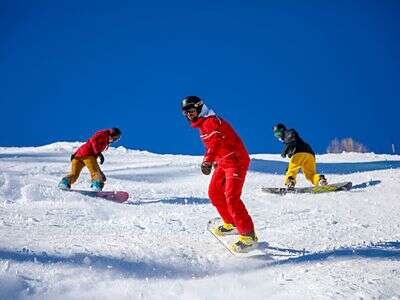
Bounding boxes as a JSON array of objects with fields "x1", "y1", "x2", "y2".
[{"x1": 1, "y1": 143, "x2": 400, "y2": 299}]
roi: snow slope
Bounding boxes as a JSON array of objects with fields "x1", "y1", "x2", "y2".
[{"x1": 1, "y1": 143, "x2": 400, "y2": 299}]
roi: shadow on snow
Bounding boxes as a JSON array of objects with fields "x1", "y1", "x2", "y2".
[
  {"x1": 352, "y1": 180, "x2": 381, "y2": 190},
  {"x1": 250, "y1": 159, "x2": 400, "y2": 175},
  {"x1": 127, "y1": 197, "x2": 210, "y2": 205},
  {"x1": 0, "y1": 249, "x2": 208, "y2": 279},
  {"x1": 266, "y1": 241, "x2": 400, "y2": 267},
  {"x1": 1, "y1": 242, "x2": 399, "y2": 279}
]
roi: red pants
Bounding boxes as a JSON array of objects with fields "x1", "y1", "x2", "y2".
[{"x1": 208, "y1": 166, "x2": 254, "y2": 235}]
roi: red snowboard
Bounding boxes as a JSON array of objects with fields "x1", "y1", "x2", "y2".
[{"x1": 62, "y1": 189, "x2": 129, "y2": 203}]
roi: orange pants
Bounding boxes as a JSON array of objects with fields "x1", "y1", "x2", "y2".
[
  {"x1": 66, "y1": 156, "x2": 105, "y2": 184},
  {"x1": 285, "y1": 152, "x2": 321, "y2": 186}
]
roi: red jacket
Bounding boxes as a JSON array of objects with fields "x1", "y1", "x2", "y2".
[
  {"x1": 191, "y1": 110, "x2": 250, "y2": 169},
  {"x1": 74, "y1": 129, "x2": 112, "y2": 157}
]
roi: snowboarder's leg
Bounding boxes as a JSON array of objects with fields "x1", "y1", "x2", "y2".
[
  {"x1": 223, "y1": 167, "x2": 258, "y2": 253},
  {"x1": 224, "y1": 167, "x2": 255, "y2": 235},
  {"x1": 65, "y1": 158, "x2": 85, "y2": 185},
  {"x1": 208, "y1": 166, "x2": 235, "y2": 226},
  {"x1": 301, "y1": 153, "x2": 322, "y2": 186},
  {"x1": 82, "y1": 156, "x2": 105, "y2": 191},
  {"x1": 285, "y1": 154, "x2": 302, "y2": 187}
]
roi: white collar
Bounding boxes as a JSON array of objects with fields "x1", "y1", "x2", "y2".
[{"x1": 199, "y1": 104, "x2": 216, "y2": 118}]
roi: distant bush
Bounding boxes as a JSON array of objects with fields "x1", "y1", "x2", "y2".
[{"x1": 327, "y1": 138, "x2": 368, "y2": 153}]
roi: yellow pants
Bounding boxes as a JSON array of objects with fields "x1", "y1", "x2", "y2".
[
  {"x1": 66, "y1": 156, "x2": 105, "y2": 184},
  {"x1": 285, "y1": 153, "x2": 320, "y2": 186}
]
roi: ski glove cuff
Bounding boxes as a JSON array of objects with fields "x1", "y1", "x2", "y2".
[{"x1": 201, "y1": 161, "x2": 213, "y2": 175}]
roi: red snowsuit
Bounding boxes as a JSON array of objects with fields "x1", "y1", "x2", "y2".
[
  {"x1": 191, "y1": 110, "x2": 255, "y2": 235},
  {"x1": 65, "y1": 129, "x2": 112, "y2": 184},
  {"x1": 74, "y1": 129, "x2": 112, "y2": 157}
]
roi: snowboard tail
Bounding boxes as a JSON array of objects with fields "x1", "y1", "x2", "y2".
[{"x1": 261, "y1": 181, "x2": 352, "y2": 195}]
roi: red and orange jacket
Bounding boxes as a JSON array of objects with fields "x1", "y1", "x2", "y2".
[
  {"x1": 190, "y1": 106, "x2": 250, "y2": 169},
  {"x1": 74, "y1": 129, "x2": 112, "y2": 158}
]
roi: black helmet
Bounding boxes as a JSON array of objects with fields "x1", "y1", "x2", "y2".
[
  {"x1": 272, "y1": 123, "x2": 286, "y2": 140},
  {"x1": 110, "y1": 128, "x2": 122, "y2": 142},
  {"x1": 181, "y1": 96, "x2": 204, "y2": 114},
  {"x1": 111, "y1": 127, "x2": 121, "y2": 137}
]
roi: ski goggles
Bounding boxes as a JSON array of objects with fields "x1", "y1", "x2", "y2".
[
  {"x1": 273, "y1": 129, "x2": 284, "y2": 139},
  {"x1": 182, "y1": 108, "x2": 197, "y2": 116}
]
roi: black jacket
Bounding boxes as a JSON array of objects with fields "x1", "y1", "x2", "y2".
[{"x1": 281, "y1": 129, "x2": 315, "y2": 158}]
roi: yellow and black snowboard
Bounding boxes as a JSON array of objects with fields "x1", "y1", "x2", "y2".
[{"x1": 261, "y1": 181, "x2": 352, "y2": 195}]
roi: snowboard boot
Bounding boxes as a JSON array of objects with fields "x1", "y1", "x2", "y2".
[
  {"x1": 58, "y1": 177, "x2": 71, "y2": 190},
  {"x1": 91, "y1": 180, "x2": 104, "y2": 192},
  {"x1": 319, "y1": 175, "x2": 328, "y2": 186},
  {"x1": 212, "y1": 223, "x2": 238, "y2": 237},
  {"x1": 286, "y1": 176, "x2": 296, "y2": 190},
  {"x1": 230, "y1": 231, "x2": 258, "y2": 253}
]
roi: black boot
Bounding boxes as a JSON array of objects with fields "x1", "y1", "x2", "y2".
[
  {"x1": 286, "y1": 176, "x2": 296, "y2": 190},
  {"x1": 319, "y1": 175, "x2": 328, "y2": 186}
]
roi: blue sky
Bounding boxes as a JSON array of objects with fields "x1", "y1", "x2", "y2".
[{"x1": 1, "y1": 0, "x2": 399, "y2": 154}]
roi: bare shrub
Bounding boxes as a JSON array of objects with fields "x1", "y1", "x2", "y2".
[{"x1": 327, "y1": 138, "x2": 368, "y2": 153}]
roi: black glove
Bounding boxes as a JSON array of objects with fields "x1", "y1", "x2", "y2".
[
  {"x1": 98, "y1": 153, "x2": 105, "y2": 165},
  {"x1": 70, "y1": 154, "x2": 75, "y2": 161},
  {"x1": 201, "y1": 161, "x2": 213, "y2": 175}
]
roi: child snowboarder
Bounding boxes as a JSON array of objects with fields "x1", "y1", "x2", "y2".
[
  {"x1": 58, "y1": 128, "x2": 122, "y2": 191},
  {"x1": 181, "y1": 96, "x2": 257, "y2": 253},
  {"x1": 272, "y1": 123, "x2": 327, "y2": 189}
]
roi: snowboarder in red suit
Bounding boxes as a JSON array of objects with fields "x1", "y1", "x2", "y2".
[
  {"x1": 181, "y1": 96, "x2": 258, "y2": 253},
  {"x1": 58, "y1": 128, "x2": 122, "y2": 191}
]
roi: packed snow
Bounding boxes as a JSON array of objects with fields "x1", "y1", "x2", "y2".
[{"x1": 1, "y1": 143, "x2": 400, "y2": 299}]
